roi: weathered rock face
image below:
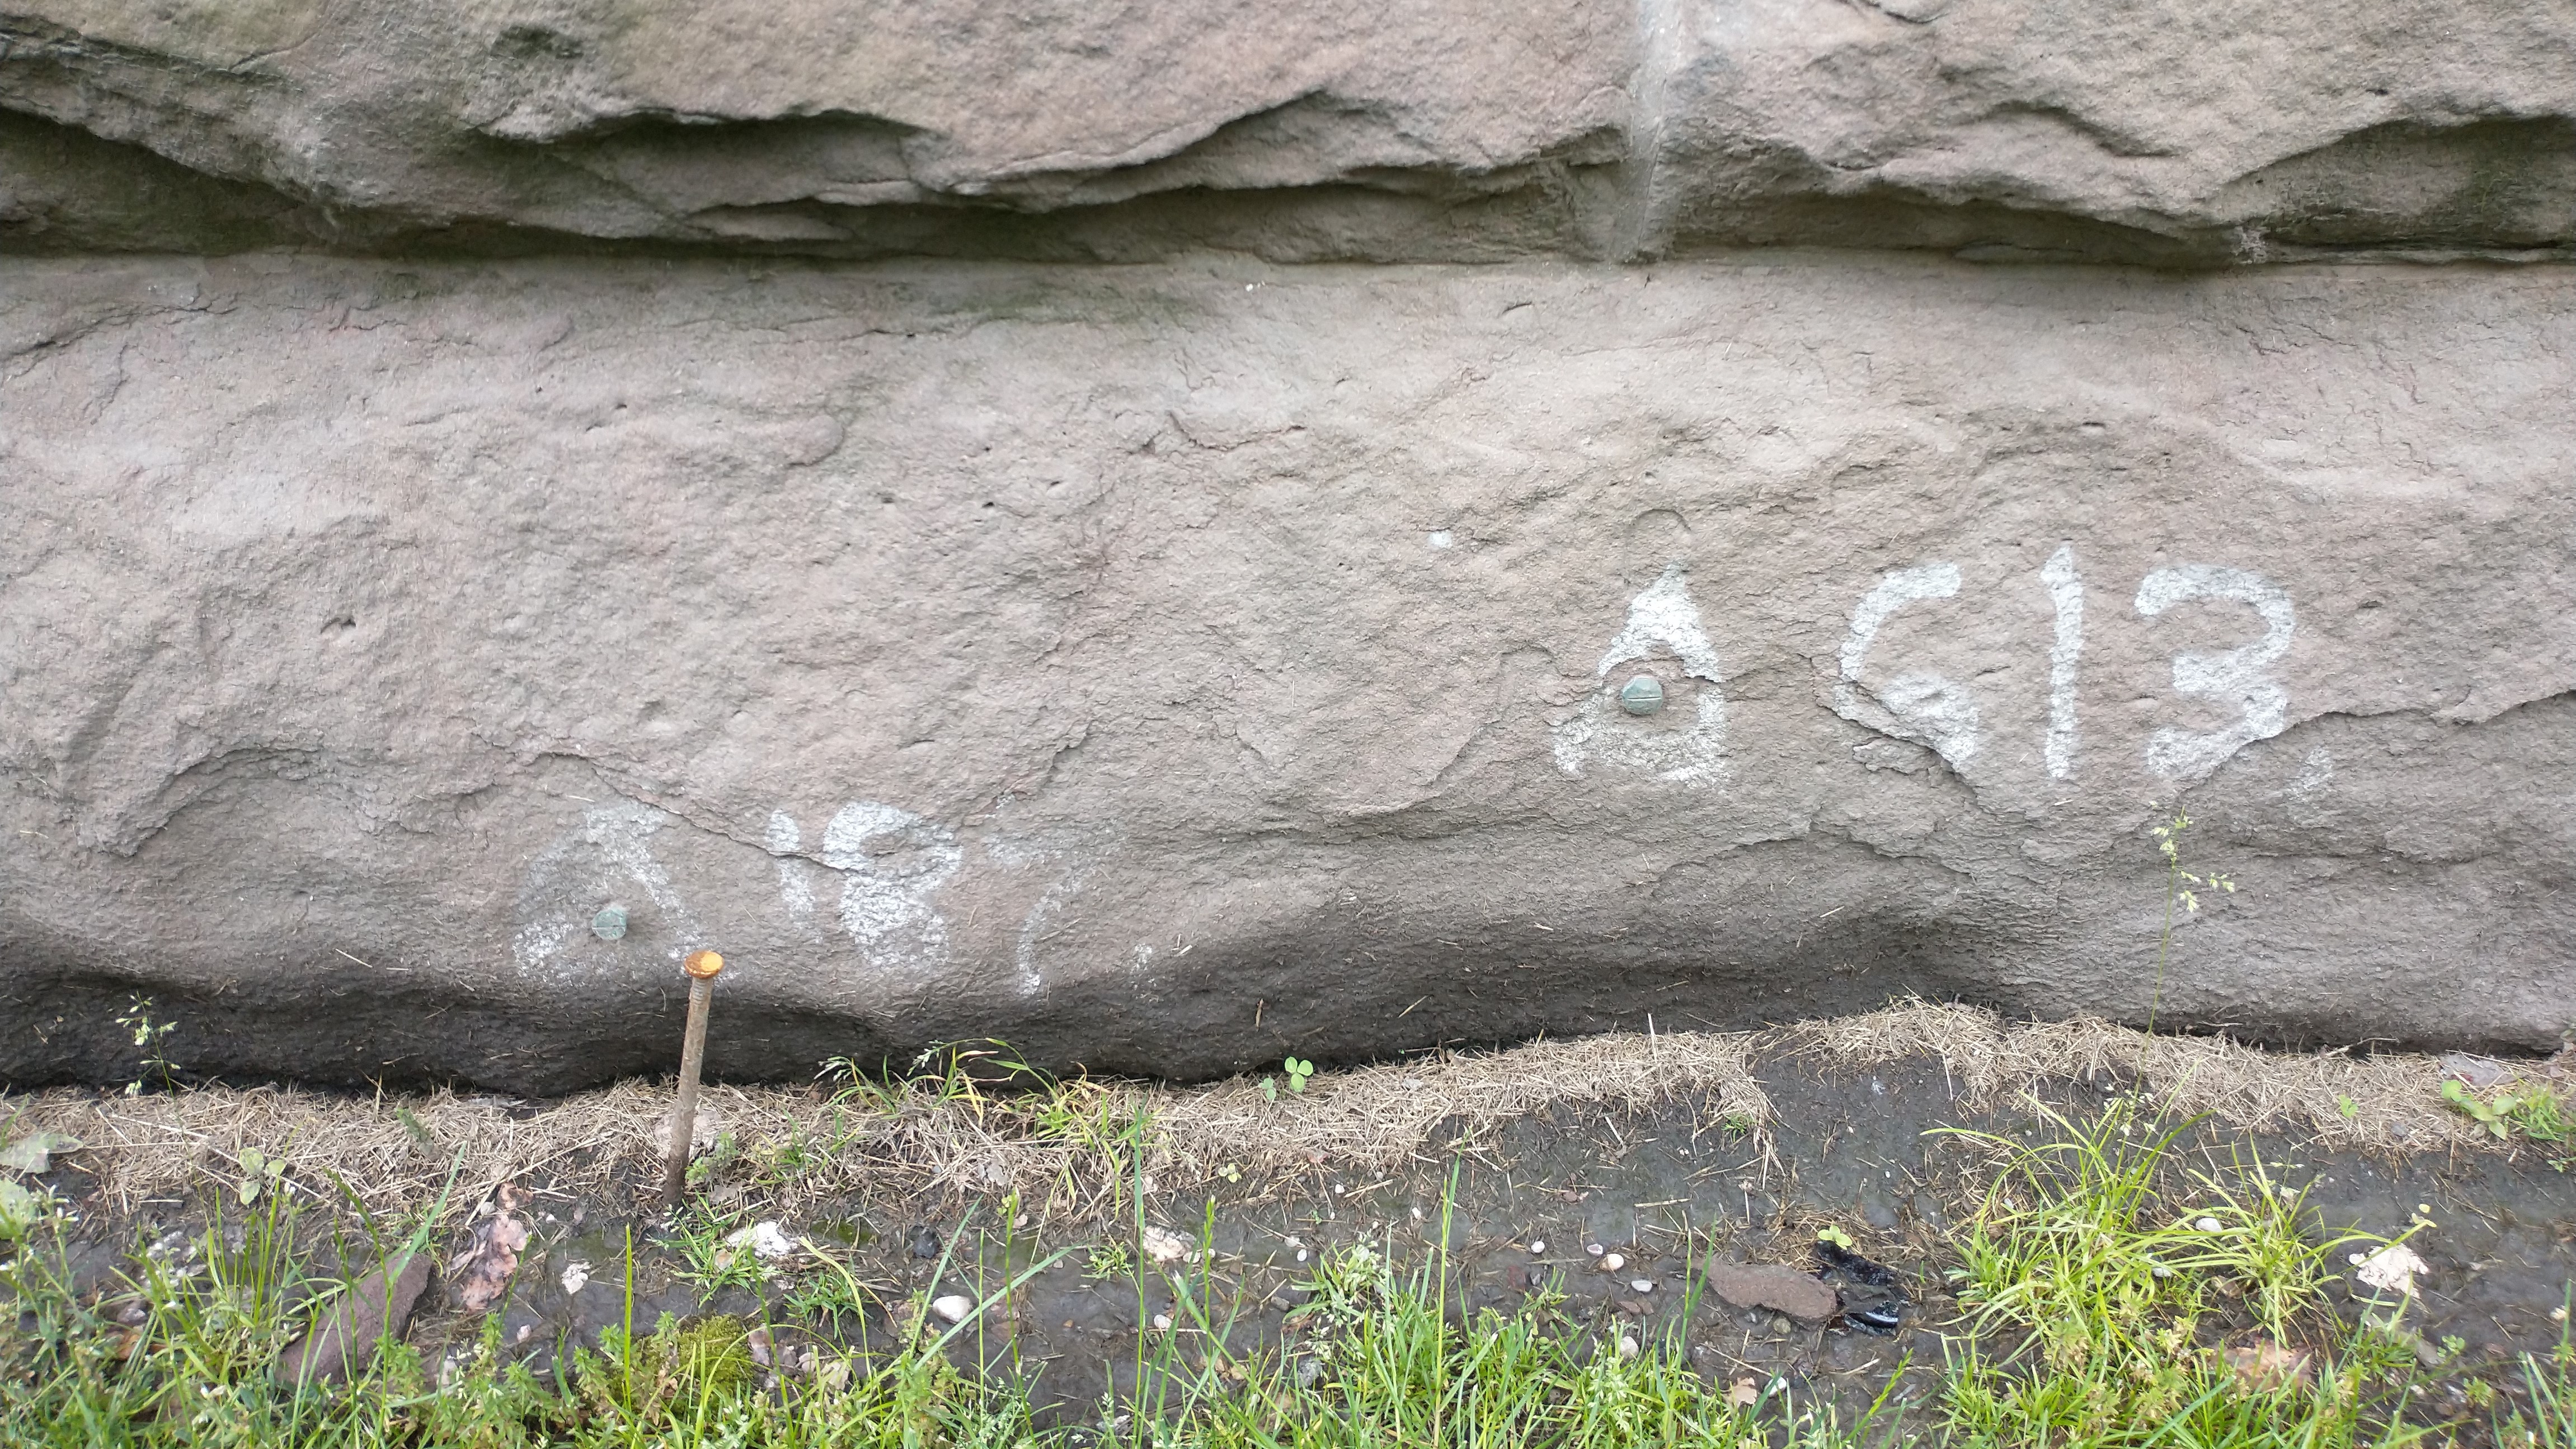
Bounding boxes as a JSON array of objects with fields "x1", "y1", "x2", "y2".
[
  {"x1": 5, "y1": 1, "x2": 2572, "y2": 1091},
  {"x1": 3, "y1": 255, "x2": 2569, "y2": 1092},
  {"x1": 3, "y1": 0, "x2": 2573, "y2": 264}
]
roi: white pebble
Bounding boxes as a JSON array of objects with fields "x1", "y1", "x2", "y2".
[
  {"x1": 2194, "y1": 1216, "x2": 2222, "y2": 1232},
  {"x1": 1600, "y1": 1253, "x2": 1625, "y2": 1272},
  {"x1": 1630, "y1": 1279, "x2": 1654, "y2": 1293},
  {"x1": 1296, "y1": 1249, "x2": 1308, "y2": 1262},
  {"x1": 724, "y1": 1220, "x2": 797, "y2": 1263},
  {"x1": 1616, "y1": 1335, "x2": 1639, "y2": 1359},
  {"x1": 1151, "y1": 1314, "x2": 1172, "y2": 1332},
  {"x1": 1586, "y1": 1243, "x2": 1605, "y2": 1257},
  {"x1": 929, "y1": 1295, "x2": 973, "y2": 1325},
  {"x1": 1527, "y1": 1240, "x2": 1545, "y2": 1254}
]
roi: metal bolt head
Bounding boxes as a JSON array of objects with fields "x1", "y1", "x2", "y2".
[
  {"x1": 590, "y1": 906, "x2": 628, "y2": 940},
  {"x1": 685, "y1": 949, "x2": 726, "y2": 980},
  {"x1": 1618, "y1": 675, "x2": 1666, "y2": 717}
]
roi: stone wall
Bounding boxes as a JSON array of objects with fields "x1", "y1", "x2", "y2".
[{"x1": 3, "y1": 2, "x2": 2570, "y2": 1091}]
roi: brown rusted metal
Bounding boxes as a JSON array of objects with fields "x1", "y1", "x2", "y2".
[{"x1": 659, "y1": 950, "x2": 725, "y2": 1204}]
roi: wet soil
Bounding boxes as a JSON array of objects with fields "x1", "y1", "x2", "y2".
[{"x1": 18, "y1": 1051, "x2": 2575, "y2": 1434}]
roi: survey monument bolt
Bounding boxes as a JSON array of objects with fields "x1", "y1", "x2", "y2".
[{"x1": 1618, "y1": 675, "x2": 1666, "y2": 716}]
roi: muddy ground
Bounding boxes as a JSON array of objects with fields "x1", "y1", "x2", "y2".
[{"x1": 13, "y1": 1045, "x2": 2571, "y2": 1436}]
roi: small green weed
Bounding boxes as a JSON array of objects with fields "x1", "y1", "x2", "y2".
[
  {"x1": 0, "y1": 1177, "x2": 60, "y2": 1240},
  {"x1": 2147, "y1": 812, "x2": 2235, "y2": 1035},
  {"x1": 1083, "y1": 1238, "x2": 1135, "y2": 1282},
  {"x1": 669, "y1": 1202, "x2": 769, "y2": 1293},
  {"x1": 116, "y1": 995, "x2": 177, "y2": 1095},
  {"x1": 2442, "y1": 1078, "x2": 2572, "y2": 1153},
  {"x1": 392, "y1": 1104, "x2": 435, "y2": 1145},
  {"x1": 232, "y1": 1146, "x2": 289, "y2": 1206}
]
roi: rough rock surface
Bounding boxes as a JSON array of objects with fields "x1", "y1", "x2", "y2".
[
  {"x1": 3, "y1": 0, "x2": 2572, "y2": 264},
  {"x1": 2, "y1": 254, "x2": 2568, "y2": 1092}
]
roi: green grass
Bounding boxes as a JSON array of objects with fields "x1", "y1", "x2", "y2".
[
  {"x1": 2439, "y1": 1079, "x2": 2574, "y2": 1168},
  {"x1": 2, "y1": 1102, "x2": 2569, "y2": 1448},
  {"x1": 1934, "y1": 1098, "x2": 2445, "y2": 1448}
]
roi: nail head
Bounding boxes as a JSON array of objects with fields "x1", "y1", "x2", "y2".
[{"x1": 685, "y1": 949, "x2": 726, "y2": 980}]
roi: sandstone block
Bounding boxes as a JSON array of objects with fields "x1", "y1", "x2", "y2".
[{"x1": 0, "y1": 255, "x2": 2565, "y2": 1090}]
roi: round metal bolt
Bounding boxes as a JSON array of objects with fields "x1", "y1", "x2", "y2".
[
  {"x1": 1618, "y1": 675, "x2": 1666, "y2": 716},
  {"x1": 590, "y1": 906, "x2": 628, "y2": 940}
]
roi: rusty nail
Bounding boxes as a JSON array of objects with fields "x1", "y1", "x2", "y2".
[{"x1": 659, "y1": 949, "x2": 725, "y2": 1205}]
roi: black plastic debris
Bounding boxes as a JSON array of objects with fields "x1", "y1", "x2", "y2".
[{"x1": 1814, "y1": 1238, "x2": 1907, "y2": 1335}]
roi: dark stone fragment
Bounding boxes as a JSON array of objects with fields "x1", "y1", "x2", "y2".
[
  {"x1": 276, "y1": 1250, "x2": 433, "y2": 1387},
  {"x1": 1703, "y1": 1260, "x2": 1837, "y2": 1322},
  {"x1": 1814, "y1": 1239, "x2": 1907, "y2": 1336}
]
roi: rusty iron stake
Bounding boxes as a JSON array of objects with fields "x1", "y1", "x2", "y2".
[{"x1": 659, "y1": 949, "x2": 725, "y2": 1205}]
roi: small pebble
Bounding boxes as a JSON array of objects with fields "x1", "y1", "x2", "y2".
[
  {"x1": 1616, "y1": 1335, "x2": 1639, "y2": 1359},
  {"x1": 929, "y1": 1295, "x2": 973, "y2": 1325},
  {"x1": 1151, "y1": 1314, "x2": 1173, "y2": 1332},
  {"x1": 1296, "y1": 1249, "x2": 1308, "y2": 1262},
  {"x1": 1586, "y1": 1243, "x2": 1605, "y2": 1257},
  {"x1": 1630, "y1": 1278, "x2": 1654, "y2": 1293},
  {"x1": 2194, "y1": 1216, "x2": 2222, "y2": 1232},
  {"x1": 1527, "y1": 1240, "x2": 1545, "y2": 1254},
  {"x1": 1769, "y1": 1314, "x2": 1792, "y2": 1335},
  {"x1": 1600, "y1": 1253, "x2": 1626, "y2": 1272}
]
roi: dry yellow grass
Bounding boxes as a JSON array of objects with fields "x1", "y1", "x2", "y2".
[
  {"x1": 1785, "y1": 999, "x2": 2509, "y2": 1151},
  {"x1": 0, "y1": 1003, "x2": 2536, "y2": 1230}
]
